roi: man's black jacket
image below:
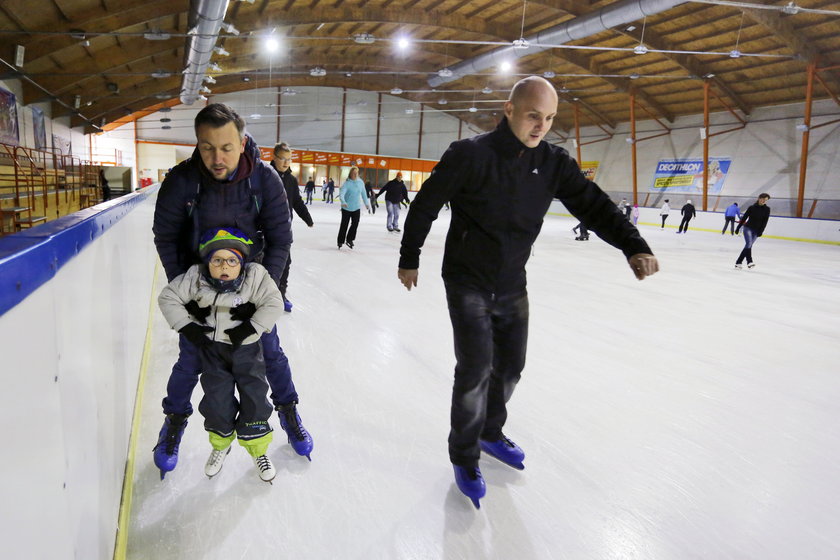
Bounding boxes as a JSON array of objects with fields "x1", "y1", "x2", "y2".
[
  {"x1": 376, "y1": 178, "x2": 410, "y2": 204},
  {"x1": 400, "y1": 118, "x2": 652, "y2": 294}
]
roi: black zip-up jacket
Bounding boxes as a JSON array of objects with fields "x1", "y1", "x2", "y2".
[
  {"x1": 270, "y1": 161, "x2": 314, "y2": 226},
  {"x1": 376, "y1": 179, "x2": 410, "y2": 204},
  {"x1": 152, "y1": 136, "x2": 292, "y2": 287},
  {"x1": 681, "y1": 203, "x2": 696, "y2": 218},
  {"x1": 740, "y1": 203, "x2": 770, "y2": 236},
  {"x1": 399, "y1": 118, "x2": 652, "y2": 294}
]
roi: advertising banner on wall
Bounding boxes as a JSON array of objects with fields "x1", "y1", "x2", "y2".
[
  {"x1": 31, "y1": 106, "x2": 46, "y2": 150},
  {"x1": 650, "y1": 157, "x2": 731, "y2": 194},
  {"x1": 580, "y1": 161, "x2": 599, "y2": 182},
  {"x1": 0, "y1": 87, "x2": 20, "y2": 145}
]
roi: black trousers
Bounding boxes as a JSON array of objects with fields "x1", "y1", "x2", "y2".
[
  {"x1": 678, "y1": 216, "x2": 692, "y2": 232},
  {"x1": 445, "y1": 283, "x2": 529, "y2": 468},
  {"x1": 278, "y1": 252, "x2": 291, "y2": 296},
  {"x1": 722, "y1": 217, "x2": 736, "y2": 234},
  {"x1": 337, "y1": 209, "x2": 360, "y2": 245},
  {"x1": 198, "y1": 341, "x2": 273, "y2": 441}
]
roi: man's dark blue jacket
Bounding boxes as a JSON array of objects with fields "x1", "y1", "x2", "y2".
[{"x1": 153, "y1": 135, "x2": 292, "y2": 287}]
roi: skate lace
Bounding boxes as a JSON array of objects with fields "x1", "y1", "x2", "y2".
[
  {"x1": 208, "y1": 449, "x2": 226, "y2": 467},
  {"x1": 163, "y1": 425, "x2": 182, "y2": 454},
  {"x1": 284, "y1": 411, "x2": 307, "y2": 441},
  {"x1": 500, "y1": 435, "x2": 516, "y2": 448},
  {"x1": 255, "y1": 455, "x2": 272, "y2": 473}
]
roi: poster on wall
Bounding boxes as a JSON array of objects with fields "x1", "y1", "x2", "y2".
[
  {"x1": 52, "y1": 134, "x2": 72, "y2": 168},
  {"x1": 0, "y1": 87, "x2": 20, "y2": 145},
  {"x1": 32, "y1": 107, "x2": 46, "y2": 150},
  {"x1": 580, "y1": 161, "x2": 599, "y2": 182},
  {"x1": 650, "y1": 157, "x2": 731, "y2": 194}
]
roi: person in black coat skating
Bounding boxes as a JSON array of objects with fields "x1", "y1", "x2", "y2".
[
  {"x1": 677, "y1": 199, "x2": 696, "y2": 233},
  {"x1": 270, "y1": 142, "x2": 314, "y2": 312},
  {"x1": 396, "y1": 76, "x2": 659, "y2": 507},
  {"x1": 735, "y1": 194, "x2": 771, "y2": 269}
]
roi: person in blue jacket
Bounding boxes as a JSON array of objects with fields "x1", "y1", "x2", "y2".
[
  {"x1": 396, "y1": 76, "x2": 659, "y2": 508},
  {"x1": 722, "y1": 202, "x2": 741, "y2": 235},
  {"x1": 337, "y1": 166, "x2": 370, "y2": 249},
  {"x1": 151, "y1": 104, "x2": 314, "y2": 478}
]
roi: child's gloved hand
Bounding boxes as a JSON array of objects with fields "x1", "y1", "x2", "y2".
[
  {"x1": 179, "y1": 322, "x2": 213, "y2": 347},
  {"x1": 225, "y1": 322, "x2": 256, "y2": 348},
  {"x1": 230, "y1": 302, "x2": 256, "y2": 321},
  {"x1": 184, "y1": 300, "x2": 211, "y2": 322}
]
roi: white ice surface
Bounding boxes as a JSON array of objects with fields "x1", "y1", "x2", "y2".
[{"x1": 126, "y1": 204, "x2": 840, "y2": 560}]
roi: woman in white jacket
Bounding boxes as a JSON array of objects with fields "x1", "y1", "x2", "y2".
[{"x1": 659, "y1": 199, "x2": 670, "y2": 229}]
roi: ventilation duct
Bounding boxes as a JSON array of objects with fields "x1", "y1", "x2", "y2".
[
  {"x1": 180, "y1": 0, "x2": 230, "y2": 105},
  {"x1": 428, "y1": 0, "x2": 687, "y2": 88}
]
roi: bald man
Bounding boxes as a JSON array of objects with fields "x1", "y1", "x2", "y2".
[{"x1": 397, "y1": 76, "x2": 658, "y2": 508}]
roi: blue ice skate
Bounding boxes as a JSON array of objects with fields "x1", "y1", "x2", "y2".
[
  {"x1": 153, "y1": 414, "x2": 188, "y2": 479},
  {"x1": 453, "y1": 465, "x2": 486, "y2": 509},
  {"x1": 283, "y1": 297, "x2": 293, "y2": 313},
  {"x1": 278, "y1": 402, "x2": 313, "y2": 460},
  {"x1": 480, "y1": 434, "x2": 525, "y2": 470}
]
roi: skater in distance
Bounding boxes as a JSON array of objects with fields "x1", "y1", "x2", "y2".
[
  {"x1": 158, "y1": 228, "x2": 282, "y2": 483},
  {"x1": 397, "y1": 75, "x2": 659, "y2": 508},
  {"x1": 376, "y1": 172, "x2": 411, "y2": 232},
  {"x1": 151, "y1": 103, "x2": 313, "y2": 480},
  {"x1": 270, "y1": 141, "x2": 314, "y2": 313},
  {"x1": 735, "y1": 194, "x2": 771, "y2": 269}
]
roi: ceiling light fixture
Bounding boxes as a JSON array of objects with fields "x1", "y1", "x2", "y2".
[
  {"x1": 354, "y1": 33, "x2": 376, "y2": 44},
  {"x1": 310, "y1": 67, "x2": 327, "y2": 77},
  {"x1": 729, "y1": 50, "x2": 741, "y2": 58},
  {"x1": 482, "y1": 86, "x2": 492, "y2": 94},
  {"x1": 512, "y1": 38, "x2": 530, "y2": 50},
  {"x1": 438, "y1": 68, "x2": 453, "y2": 78},
  {"x1": 390, "y1": 87, "x2": 403, "y2": 95},
  {"x1": 543, "y1": 71, "x2": 556, "y2": 78},
  {"x1": 469, "y1": 106, "x2": 477, "y2": 112},
  {"x1": 633, "y1": 44, "x2": 648, "y2": 55},
  {"x1": 151, "y1": 70, "x2": 172, "y2": 79},
  {"x1": 143, "y1": 29, "x2": 171, "y2": 41},
  {"x1": 221, "y1": 22, "x2": 240, "y2": 35}
]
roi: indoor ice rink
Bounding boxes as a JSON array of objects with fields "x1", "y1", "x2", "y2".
[
  {"x1": 2, "y1": 1, "x2": 840, "y2": 559},
  {"x1": 122, "y1": 202, "x2": 840, "y2": 559}
]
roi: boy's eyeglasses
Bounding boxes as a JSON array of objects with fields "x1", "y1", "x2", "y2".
[{"x1": 209, "y1": 257, "x2": 241, "y2": 268}]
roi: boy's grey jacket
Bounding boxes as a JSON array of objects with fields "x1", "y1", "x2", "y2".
[{"x1": 158, "y1": 263, "x2": 284, "y2": 346}]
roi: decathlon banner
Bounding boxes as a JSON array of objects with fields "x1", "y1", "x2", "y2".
[{"x1": 650, "y1": 158, "x2": 731, "y2": 194}]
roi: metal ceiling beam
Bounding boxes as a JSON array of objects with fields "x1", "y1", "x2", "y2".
[{"x1": 427, "y1": 0, "x2": 689, "y2": 87}]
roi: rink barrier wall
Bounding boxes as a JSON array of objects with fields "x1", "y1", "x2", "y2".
[
  {"x1": 0, "y1": 186, "x2": 160, "y2": 560},
  {"x1": 547, "y1": 201, "x2": 840, "y2": 245}
]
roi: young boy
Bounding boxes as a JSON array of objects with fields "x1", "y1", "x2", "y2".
[{"x1": 158, "y1": 227, "x2": 284, "y2": 483}]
